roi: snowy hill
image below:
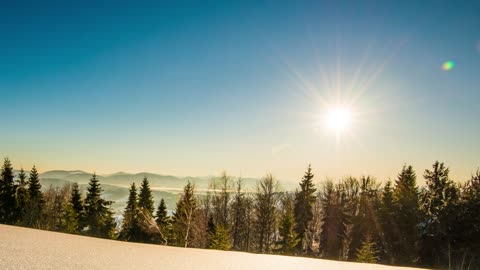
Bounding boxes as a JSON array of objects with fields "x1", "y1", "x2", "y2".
[{"x1": 0, "y1": 224, "x2": 425, "y2": 270}]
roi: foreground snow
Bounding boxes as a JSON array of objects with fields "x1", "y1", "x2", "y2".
[{"x1": 0, "y1": 225, "x2": 426, "y2": 270}]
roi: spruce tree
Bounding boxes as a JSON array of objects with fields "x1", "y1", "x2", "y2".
[
  {"x1": 419, "y1": 161, "x2": 459, "y2": 267},
  {"x1": 378, "y1": 180, "x2": 395, "y2": 264},
  {"x1": 277, "y1": 194, "x2": 300, "y2": 255},
  {"x1": 172, "y1": 181, "x2": 197, "y2": 247},
  {"x1": 25, "y1": 165, "x2": 44, "y2": 227},
  {"x1": 209, "y1": 225, "x2": 232, "y2": 250},
  {"x1": 84, "y1": 173, "x2": 115, "y2": 238},
  {"x1": 319, "y1": 180, "x2": 348, "y2": 259},
  {"x1": 15, "y1": 168, "x2": 29, "y2": 224},
  {"x1": 156, "y1": 198, "x2": 169, "y2": 230},
  {"x1": 293, "y1": 164, "x2": 316, "y2": 252},
  {"x1": 356, "y1": 237, "x2": 379, "y2": 263},
  {"x1": 0, "y1": 158, "x2": 17, "y2": 224},
  {"x1": 65, "y1": 182, "x2": 83, "y2": 233},
  {"x1": 138, "y1": 176, "x2": 154, "y2": 215},
  {"x1": 392, "y1": 165, "x2": 420, "y2": 265},
  {"x1": 120, "y1": 182, "x2": 141, "y2": 241},
  {"x1": 349, "y1": 176, "x2": 381, "y2": 260}
]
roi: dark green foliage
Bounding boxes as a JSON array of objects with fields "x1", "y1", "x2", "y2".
[
  {"x1": 209, "y1": 225, "x2": 231, "y2": 250},
  {"x1": 25, "y1": 165, "x2": 44, "y2": 227},
  {"x1": 138, "y1": 177, "x2": 154, "y2": 215},
  {"x1": 254, "y1": 174, "x2": 278, "y2": 253},
  {"x1": 156, "y1": 198, "x2": 169, "y2": 229},
  {"x1": 83, "y1": 173, "x2": 115, "y2": 238},
  {"x1": 349, "y1": 176, "x2": 381, "y2": 260},
  {"x1": 356, "y1": 237, "x2": 379, "y2": 263},
  {"x1": 277, "y1": 194, "x2": 300, "y2": 255},
  {"x1": 15, "y1": 168, "x2": 28, "y2": 224},
  {"x1": 319, "y1": 180, "x2": 349, "y2": 260},
  {"x1": 119, "y1": 182, "x2": 141, "y2": 241},
  {"x1": 0, "y1": 158, "x2": 17, "y2": 224},
  {"x1": 377, "y1": 180, "x2": 395, "y2": 264},
  {"x1": 68, "y1": 182, "x2": 84, "y2": 232},
  {"x1": 293, "y1": 164, "x2": 316, "y2": 252},
  {"x1": 419, "y1": 161, "x2": 460, "y2": 268},
  {"x1": 392, "y1": 165, "x2": 420, "y2": 265},
  {"x1": 172, "y1": 181, "x2": 196, "y2": 247}
]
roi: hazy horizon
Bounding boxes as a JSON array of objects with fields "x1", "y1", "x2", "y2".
[{"x1": 2, "y1": 1, "x2": 479, "y2": 183}]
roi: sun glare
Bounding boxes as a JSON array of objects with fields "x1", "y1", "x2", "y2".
[{"x1": 325, "y1": 106, "x2": 353, "y2": 133}]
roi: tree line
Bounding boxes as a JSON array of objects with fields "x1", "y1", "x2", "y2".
[{"x1": 0, "y1": 158, "x2": 479, "y2": 269}]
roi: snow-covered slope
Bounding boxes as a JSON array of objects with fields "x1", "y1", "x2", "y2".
[{"x1": 0, "y1": 225, "x2": 425, "y2": 270}]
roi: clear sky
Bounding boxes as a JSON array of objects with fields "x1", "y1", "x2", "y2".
[{"x1": 1, "y1": 0, "x2": 479, "y2": 183}]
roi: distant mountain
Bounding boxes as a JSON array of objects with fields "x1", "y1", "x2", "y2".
[{"x1": 34, "y1": 170, "x2": 297, "y2": 216}]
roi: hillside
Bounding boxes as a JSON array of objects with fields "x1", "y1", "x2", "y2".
[{"x1": 0, "y1": 224, "x2": 424, "y2": 270}]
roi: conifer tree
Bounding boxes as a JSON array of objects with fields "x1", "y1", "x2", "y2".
[
  {"x1": 156, "y1": 198, "x2": 169, "y2": 231},
  {"x1": 84, "y1": 173, "x2": 115, "y2": 238},
  {"x1": 138, "y1": 176, "x2": 154, "y2": 215},
  {"x1": 25, "y1": 165, "x2": 44, "y2": 227},
  {"x1": 277, "y1": 194, "x2": 300, "y2": 255},
  {"x1": 172, "y1": 181, "x2": 197, "y2": 247},
  {"x1": 15, "y1": 168, "x2": 29, "y2": 224},
  {"x1": 349, "y1": 176, "x2": 381, "y2": 260},
  {"x1": 356, "y1": 237, "x2": 379, "y2": 263},
  {"x1": 293, "y1": 164, "x2": 316, "y2": 252},
  {"x1": 209, "y1": 225, "x2": 232, "y2": 250},
  {"x1": 120, "y1": 182, "x2": 141, "y2": 241},
  {"x1": 319, "y1": 180, "x2": 348, "y2": 259},
  {"x1": 0, "y1": 158, "x2": 17, "y2": 224},
  {"x1": 70, "y1": 182, "x2": 84, "y2": 227},
  {"x1": 392, "y1": 165, "x2": 419, "y2": 265},
  {"x1": 61, "y1": 182, "x2": 83, "y2": 233},
  {"x1": 419, "y1": 161, "x2": 459, "y2": 267},
  {"x1": 378, "y1": 180, "x2": 395, "y2": 263}
]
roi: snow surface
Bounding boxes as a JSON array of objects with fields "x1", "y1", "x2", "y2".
[{"x1": 0, "y1": 224, "x2": 427, "y2": 270}]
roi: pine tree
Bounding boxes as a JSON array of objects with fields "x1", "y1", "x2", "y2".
[
  {"x1": 378, "y1": 180, "x2": 395, "y2": 264},
  {"x1": 15, "y1": 168, "x2": 29, "y2": 224},
  {"x1": 84, "y1": 173, "x2": 115, "y2": 238},
  {"x1": 172, "y1": 181, "x2": 197, "y2": 247},
  {"x1": 356, "y1": 237, "x2": 379, "y2": 263},
  {"x1": 138, "y1": 176, "x2": 154, "y2": 215},
  {"x1": 120, "y1": 182, "x2": 141, "y2": 241},
  {"x1": 156, "y1": 198, "x2": 169, "y2": 231},
  {"x1": 254, "y1": 174, "x2": 278, "y2": 253},
  {"x1": 419, "y1": 161, "x2": 459, "y2": 267},
  {"x1": 209, "y1": 225, "x2": 232, "y2": 250},
  {"x1": 319, "y1": 180, "x2": 349, "y2": 260},
  {"x1": 349, "y1": 176, "x2": 381, "y2": 260},
  {"x1": 392, "y1": 165, "x2": 420, "y2": 265},
  {"x1": 293, "y1": 164, "x2": 316, "y2": 252},
  {"x1": 25, "y1": 165, "x2": 44, "y2": 227},
  {"x1": 70, "y1": 182, "x2": 84, "y2": 228},
  {"x1": 0, "y1": 158, "x2": 17, "y2": 224},
  {"x1": 61, "y1": 182, "x2": 83, "y2": 233},
  {"x1": 458, "y1": 170, "x2": 480, "y2": 266},
  {"x1": 277, "y1": 194, "x2": 300, "y2": 255}
]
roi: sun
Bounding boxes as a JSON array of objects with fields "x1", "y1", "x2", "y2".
[{"x1": 325, "y1": 105, "x2": 353, "y2": 133}]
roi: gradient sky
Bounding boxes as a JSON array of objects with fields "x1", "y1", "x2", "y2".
[{"x1": 1, "y1": 1, "x2": 479, "y2": 184}]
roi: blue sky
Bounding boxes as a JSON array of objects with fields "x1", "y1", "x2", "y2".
[{"x1": 1, "y1": 1, "x2": 479, "y2": 183}]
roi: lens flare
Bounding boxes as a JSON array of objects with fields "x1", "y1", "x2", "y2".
[{"x1": 442, "y1": 61, "x2": 455, "y2": 71}]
